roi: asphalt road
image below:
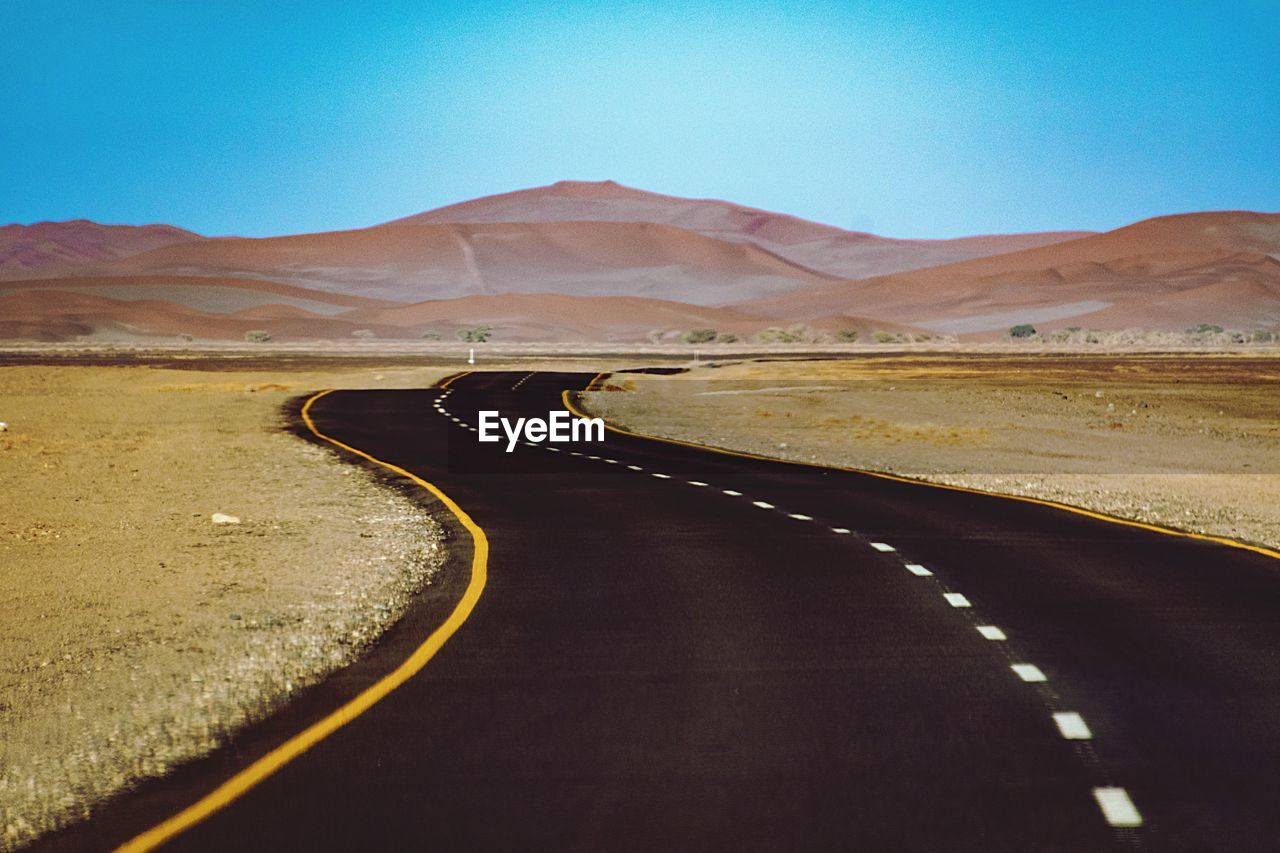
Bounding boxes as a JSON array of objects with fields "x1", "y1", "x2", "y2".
[{"x1": 45, "y1": 370, "x2": 1280, "y2": 852}]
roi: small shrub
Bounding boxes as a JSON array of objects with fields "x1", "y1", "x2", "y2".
[
  {"x1": 836, "y1": 329, "x2": 860, "y2": 342},
  {"x1": 872, "y1": 331, "x2": 896, "y2": 343},
  {"x1": 352, "y1": 329, "x2": 376, "y2": 339},
  {"x1": 420, "y1": 330, "x2": 441, "y2": 341},
  {"x1": 1188, "y1": 323, "x2": 1224, "y2": 335},
  {"x1": 684, "y1": 328, "x2": 717, "y2": 344},
  {"x1": 1251, "y1": 330, "x2": 1275, "y2": 343},
  {"x1": 177, "y1": 333, "x2": 194, "y2": 343},
  {"x1": 757, "y1": 327, "x2": 803, "y2": 344},
  {"x1": 1009, "y1": 324, "x2": 1037, "y2": 338},
  {"x1": 715, "y1": 332, "x2": 739, "y2": 343},
  {"x1": 457, "y1": 325, "x2": 493, "y2": 343},
  {"x1": 244, "y1": 329, "x2": 272, "y2": 343}
]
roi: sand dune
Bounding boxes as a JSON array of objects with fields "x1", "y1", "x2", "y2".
[
  {"x1": 344, "y1": 293, "x2": 921, "y2": 341},
  {"x1": 3, "y1": 192, "x2": 1275, "y2": 343},
  {"x1": 0, "y1": 274, "x2": 392, "y2": 313},
  {"x1": 76, "y1": 220, "x2": 842, "y2": 305},
  {"x1": 740, "y1": 212, "x2": 1280, "y2": 335},
  {"x1": 390, "y1": 180, "x2": 1092, "y2": 278},
  {"x1": 0, "y1": 289, "x2": 406, "y2": 342},
  {"x1": 0, "y1": 220, "x2": 202, "y2": 280},
  {"x1": 0, "y1": 286, "x2": 921, "y2": 343}
]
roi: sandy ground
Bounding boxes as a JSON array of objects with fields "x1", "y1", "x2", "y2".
[
  {"x1": 0, "y1": 362, "x2": 465, "y2": 849},
  {"x1": 587, "y1": 354, "x2": 1280, "y2": 553},
  {"x1": 0, "y1": 353, "x2": 650, "y2": 849},
  {"x1": 5, "y1": 349, "x2": 1277, "y2": 848}
]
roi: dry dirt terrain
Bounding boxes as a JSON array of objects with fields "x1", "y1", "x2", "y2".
[
  {"x1": 5, "y1": 349, "x2": 1278, "y2": 849},
  {"x1": 587, "y1": 353, "x2": 1280, "y2": 553},
  {"x1": 0, "y1": 360, "x2": 464, "y2": 849},
  {"x1": 0, "y1": 351, "x2": 647, "y2": 850}
]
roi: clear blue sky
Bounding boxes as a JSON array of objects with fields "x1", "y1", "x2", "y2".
[{"x1": 2, "y1": 0, "x2": 1276, "y2": 238}]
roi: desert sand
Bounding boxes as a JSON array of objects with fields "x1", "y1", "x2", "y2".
[
  {"x1": 58, "y1": 219, "x2": 843, "y2": 304},
  {"x1": 586, "y1": 354, "x2": 1280, "y2": 553},
  {"x1": 3, "y1": 348, "x2": 1278, "y2": 849},
  {"x1": 740, "y1": 212, "x2": 1280, "y2": 335},
  {"x1": 2, "y1": 184, "x2": 1276, "y2": 345},
  {"x1": 0, "y1": 221, "x2": 200, "y2": 280},
  {"x1": 0, "y1": 362, "x2": 455, "y2": 849},
  {"x1": 391, "y1": 179, "x2": 1091, "y2": 279}
]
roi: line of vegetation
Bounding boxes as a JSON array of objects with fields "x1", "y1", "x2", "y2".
[{"x1": 1007, "y1": 325, "x2": 1279, "y2": 344}]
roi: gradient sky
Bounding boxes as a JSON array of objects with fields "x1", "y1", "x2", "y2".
[{"x1": 2, "y1": 0, "x2": 1277, "y2": 238}]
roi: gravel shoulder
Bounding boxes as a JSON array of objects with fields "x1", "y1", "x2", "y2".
[
  {"x1": 587, "y1": 354, "x2": 1280, "y2": 553},
  {"x1": 0, "y1": 364, "x2": 450, "y2": 850}
]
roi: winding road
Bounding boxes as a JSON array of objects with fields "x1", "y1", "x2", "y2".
[{"x1": 45, "y1": 370, "x2": 1280, "y2": 852}]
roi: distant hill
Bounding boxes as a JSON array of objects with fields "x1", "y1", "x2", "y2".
[
  {"x1": 0, "y1": 287, "x2": 922, "y2": 343},
  {"x1": 2, "y1": 191, "x2": 1276, "y2": 343},
  {"x1": 0, "y1": 220, "x2": 203, "y2": 280},
  {"x1": 69, "y1": 219, "x2": 844, "y2": 305},
  {"x1": 390, "y1": 179, "x2": 1092, "y2": 279},
  {"x1": 738, "y1": 211, "x2": 1280, "y2": 336}
]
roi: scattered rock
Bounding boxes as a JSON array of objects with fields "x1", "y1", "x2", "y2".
[{"x1": 210, "y1": 513, "x2": 241, "y2": 525}]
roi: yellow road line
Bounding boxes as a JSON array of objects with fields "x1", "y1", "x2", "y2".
[
  {"x1": 563, "y1": 379, "x2": 1280, "y2": 563},
  {"x1": 117, "y1": 389, "x2": 489, "y2": 852},
  {"x1": 437, "y1": 370, "x2": 472, "y2": 389}
]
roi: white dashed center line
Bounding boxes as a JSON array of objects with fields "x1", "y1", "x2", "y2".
[
  {"x1": 1052, "y1": 712, "x2": 1093, "y2": 740},
  {"x1": 1092, "y1": 787, "x2": 1143, "y2": 827},
  {"x1": 1011, "y1": 664, "x2": 1047, "y2": 683},
  {"x1": 446, "y1": 377, "x2": 1144, "y2": 838}
]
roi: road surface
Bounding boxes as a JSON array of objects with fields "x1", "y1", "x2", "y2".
[{"x1": 44, "y1": 370, "x2": 1280, "y2": 851}]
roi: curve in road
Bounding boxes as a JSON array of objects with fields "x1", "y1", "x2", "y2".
[{"x1": 41, "y1": 369, "x2": 1280, "y2": 852}]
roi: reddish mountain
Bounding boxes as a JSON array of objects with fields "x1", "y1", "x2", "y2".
[
  {"x1": 0, "y1": 220, "x2": 202, "y2": 280},
  {"x1": 390, "y1": 180, "x2": 1091, "y2": 279},
  {"x1": 740, "y1": 212, "x2": 1280, "y2": 336},
  {"x1": 3, "y1": 190, "x2": 1275, "y2": 343},
  {"x1": 74, "y1": 220, "x2": 842, "y2": 305},
  {"x1": 0, "y1": 287, "x2": 922, "y2": 343}
]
